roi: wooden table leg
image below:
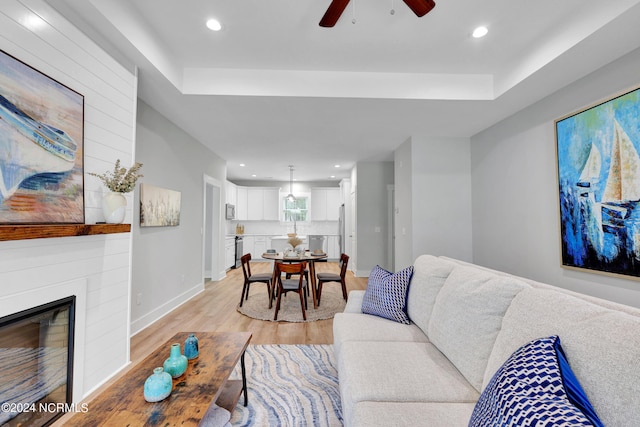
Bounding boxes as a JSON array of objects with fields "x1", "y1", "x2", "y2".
[{"x1": 309, "y1": 261, "x2": 318, "y2": 309}]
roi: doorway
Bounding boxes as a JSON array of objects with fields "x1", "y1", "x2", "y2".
[{"x1": 203, "y1": 175, "x2": 223, "y2": 281}]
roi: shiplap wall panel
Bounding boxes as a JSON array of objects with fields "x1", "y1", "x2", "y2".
[{"x1": 0, "y1": 0, "x2": 137, "y2": 399}]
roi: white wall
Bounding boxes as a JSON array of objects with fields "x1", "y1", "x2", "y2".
[
  {"x1": 471, "y1": 46, "x2": 640, "y2": 308},
  {"x1": 0, "y1": 0, "x2": 136, "y2": 399},
  {"x1": 395, "y1": 136, "x2": 473, "y2": 269},
  {"x1": 131, "y1": 100, "x2": 227, "y2": 334}
]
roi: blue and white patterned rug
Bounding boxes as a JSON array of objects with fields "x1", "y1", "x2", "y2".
[{"x1": 231, "y1": 344, "x2": 343, "y2": 426}]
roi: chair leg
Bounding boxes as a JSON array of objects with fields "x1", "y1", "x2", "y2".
[
  {"x1": 267, "y1": 281, "x2": 273, "y2": 309},
  {"x1": 317, "y1": 281, "x2": 323, "y2": 305},
  {"x1": 341, "y1": 279, "x2": 348, "y2": 301},
  {"x1": 299, "y1": 290, "x2": 306, "y2": 321},
  {"x1": 239, "y1": 281, "x2": 249, "y2": 307},
  {"x1": 274, "y1": 288, "x2": 282, "y2": 320}
]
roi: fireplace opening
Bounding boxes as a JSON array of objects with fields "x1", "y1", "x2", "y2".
[{"x1": 0, "y1": 296, "x2": 75, "y2": 427}]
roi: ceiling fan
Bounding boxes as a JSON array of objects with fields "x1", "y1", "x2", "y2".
[{"x1": 319, "y1": 0, "x2": 436, "y2": 27}]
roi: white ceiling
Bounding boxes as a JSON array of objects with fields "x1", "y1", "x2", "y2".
[{"x1": 47, "y1": 0, "x2": 640, "y2": 182}]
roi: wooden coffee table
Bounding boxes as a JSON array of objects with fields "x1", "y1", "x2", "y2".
[{"x1": 65, "y1": 331, "x2": 251, "y2": 426}]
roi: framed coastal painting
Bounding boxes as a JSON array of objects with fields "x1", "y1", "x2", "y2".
[
  {"x1": 0, "y1": 49, "x2": 84, "y2": 224},
  {"x1": 140, "y1": 183, "x2": 181, "y2": 227},
  {"x1": 556, "y1": 85, "x2": 640, "y2": 278}
]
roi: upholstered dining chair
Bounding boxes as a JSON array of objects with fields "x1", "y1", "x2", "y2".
[
  {"x1": 273, "y1": 261, "x2": 308, "y2": 321},
  {"x1": 239, "y1": 253, "x2": 273, "y2": 308},
  {"x1": 316, "y1": 253, "x2": 349, "y2": 305}
]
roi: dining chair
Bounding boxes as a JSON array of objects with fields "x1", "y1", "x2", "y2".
[
  {"x1": 239, "y1": 253, "x2": 274, "y2": 308},
  {"x1": 316, "y1": 253, "x2": 349, "y2": 305},
  {"x1": 273, "y1": 261, "x2": 308, "y2": 321}
]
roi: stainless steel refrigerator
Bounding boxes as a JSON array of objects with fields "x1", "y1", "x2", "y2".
[{"x1": 338, "y1": 203, "x2": 345, "y2": 255}]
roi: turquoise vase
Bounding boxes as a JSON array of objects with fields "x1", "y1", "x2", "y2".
[
  {"x1": 184, "y1": 334, "x2": 199, "y2": 361},
  {"x1": 143, "y1": 367, "x2": 173, "y2": 402},
  {"x1": 163, "y1": 343, "x2": 188, "y2": 378}
]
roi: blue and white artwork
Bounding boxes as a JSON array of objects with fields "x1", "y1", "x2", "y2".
[
  {"x1": 556, "y1": 87, "x2": 640, "y2": 277},
  {"x1": 0, "y1": 50, "x2": 84, "y2": 224}
]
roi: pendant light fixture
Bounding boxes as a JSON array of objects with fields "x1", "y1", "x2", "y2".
[{"x1": 286, "y1": 165, "x2": 296, "y2": 202}]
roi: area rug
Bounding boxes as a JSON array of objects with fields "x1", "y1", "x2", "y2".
[
  {"x1": 237, "y1": 291, "x2": 346, "y2": 322},
  {"x1": 230, "y1": 344, "x2": 342, "y2": 426}
]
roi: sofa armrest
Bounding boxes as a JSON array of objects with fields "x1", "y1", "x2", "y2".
[{"x1": 344, "y1": 290, "x2": 365, "y2": 313}]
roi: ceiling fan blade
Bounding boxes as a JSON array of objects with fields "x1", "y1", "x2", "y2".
[
  {"x1": 319, "y1": 0, "x2": 351, "y2": 27},
  {"x1": 402, "y1": 0, "x2": 436, "y2": 17}
]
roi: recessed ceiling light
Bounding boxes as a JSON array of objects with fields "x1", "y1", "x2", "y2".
[
  {"x1": 251, "y1": 174, "x2": 257, "y2": 177},
  {"x1": 472, "y1": 26, "x2": 488, "y2": 38},
  {"x1": 239, "y1": 163, "x2": 245, "y2": 167},
  {"x1": 206, "y1": 18, "x2": 222, "y2": 31},
  {"x1": 334, "y1": 164, "x2": 341, "y2": 168}
]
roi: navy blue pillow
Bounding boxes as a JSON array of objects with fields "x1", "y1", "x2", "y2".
[
  {"x1": 469, "y1": 335, "x2": 603, "y2": 427},
  {"x1": 361, "y1": 265, "x2": 413, "y2": 324}
]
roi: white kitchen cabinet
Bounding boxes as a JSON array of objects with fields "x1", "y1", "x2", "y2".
[
  {"x1": 245, "y1": 187, "x2": 279, "y2": 220},
  {"x1": 326, "y1": 188, "x2": 340, "y2": 221},
  {"x1": 225, "y1": 181, "x2": 237, "y2": 205},
  {"x1": 254, "y1": 236, "x2": 266, "y2": 256},
  {"x1": 225, "y1": 237, "x2": 235, "y2": 270},
  {"x1": 247, "y1": 189, "x2": 263, "y2": 220},
  {"x1": 263, "y1": 188, "x2": 280, "y2": 220},
  {"x1": 327, "y1": 235, "x2": 340, "y2": 259},
  {"x1": 311, "y1": 188, "x2": 341, "y2": 221},
  {"x1": 236, "y1": 187, "x2": 248, "y2": 220},
  {"x1": 243, "y1": 236, "x2": 254, "y2": 258}
]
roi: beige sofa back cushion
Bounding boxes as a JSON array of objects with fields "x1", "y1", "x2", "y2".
[
  {"x1": 406, "y1": 255, "x2": 456, "y2": 334},
  {"x1": 427, "y1": 265, "x2": 529, "y2": 392},
  {"x1": 485, "y1": 288, "x2": 640, "y2": 427}
]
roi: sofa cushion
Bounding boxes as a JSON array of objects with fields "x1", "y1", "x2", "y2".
[
  {"x1": 350, "y1": 401, "x2": 476, "y2": 427},
  {"x1": 427, "y1": 265, "x2": 529, "y2": 392},
  {"x1": 361, "y1": 265, "x2": 414, "y2": 324},
  {"x1": 406, "y1": 255, "x2": 456, "y2": 335},
  {"x1": 339, "y1": 341, "x2": 480, "y2": 426},
  {"x1": 484, "y1": 288, "x2": 640, "y2": 427},
  {"x1": 333, "y1": 312, "x2": 428, "y2": 361},
  {"x1": 470, "y1": 335, "x2": 603, "y2": 427}
]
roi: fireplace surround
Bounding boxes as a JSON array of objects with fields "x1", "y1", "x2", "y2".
[{"x1": 0, "y1": 296, "x2": 75, "y2": 426}]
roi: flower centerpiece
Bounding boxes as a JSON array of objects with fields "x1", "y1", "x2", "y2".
[{"x1": 89, "y1": 159, "x2": 143, "y2": 224}]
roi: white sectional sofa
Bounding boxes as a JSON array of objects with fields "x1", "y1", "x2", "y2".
[{"x1": 333, "y1": 255, "x2": 640, "y2": 427}]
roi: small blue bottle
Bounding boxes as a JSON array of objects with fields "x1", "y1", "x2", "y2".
[{"x1": 184, "y1": 333, "x2": 199, "y2": 361}]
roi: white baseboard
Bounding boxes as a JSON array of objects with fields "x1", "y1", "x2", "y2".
[{"x1": 130, "y1": 282, "x2": 204, "y2": 336}]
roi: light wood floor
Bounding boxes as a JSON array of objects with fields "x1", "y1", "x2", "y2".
[
  {"x1": 131, "y1": 261, "x2": 367, "y2": 360},
  {"x1": 56, "y1": 261, "x2": 366, "y2": 424}
]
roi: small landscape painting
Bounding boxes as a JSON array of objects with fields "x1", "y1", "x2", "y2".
[
  {"x1": 140, "y1": 183, "x2": 181, "y2": 227},
  {"x1": 556, "y1": 86, "x2": 640, "y2": 278},
  {"x1": 0, "y1": 49, "x2": 84, "y2": 224}
]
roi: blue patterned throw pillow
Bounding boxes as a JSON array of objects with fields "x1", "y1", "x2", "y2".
[
  {"x1": 361, "y1": 265, "x2": 414, "y2": 324},
  {"x1": 469, "y1": 336, "x2": 603, "y2": 427}
]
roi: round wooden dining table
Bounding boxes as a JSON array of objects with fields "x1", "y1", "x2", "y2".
[{"x1": 261, "y1": 251, "x2": 328, "y2": 309}]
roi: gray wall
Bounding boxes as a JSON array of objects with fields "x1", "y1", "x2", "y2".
[
  {"x1": 355, "y1": 162, "x2": 394, "y2": 274},
  {"x1": 131, "y1": 101, "x2": 227, "y2": 332},
  {"x1": 395, "y1": 136, "x2": 473, "y2": 270},
  {"x1": 471, "y1": 46, "x2": 640, "y2": 308}
]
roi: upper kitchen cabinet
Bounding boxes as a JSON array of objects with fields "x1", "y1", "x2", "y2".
[
  {"x1": 236, "y1": 186, "x2": 248, "y2": 220},
  {"x1": 246, "y1": 187, "x2": 279, "y2": 221},
  {"x1": 311, "y1": 188, "x2": 340, "y2": 221},
  {"x1": 225, "y1": 181, "x2": 237, "y2": 205}
]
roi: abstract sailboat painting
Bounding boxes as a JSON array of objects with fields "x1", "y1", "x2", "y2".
[
  {"x1": 556, "y1": 87, "x2": 640, "y2": 277},
  {"x1": 0, "y1": 50, "x2": 84, "y2": 224}
]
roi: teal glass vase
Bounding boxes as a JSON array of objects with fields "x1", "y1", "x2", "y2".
[
  {"x1": 163, "y1": 343, "x2": 188, "y2": 378},
  {"x1": 184, "y1": 334, "x2": 199, "y2": 361},
  {"x1": 143, "y1": 367, "x2": 173, "y2": 402}
]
